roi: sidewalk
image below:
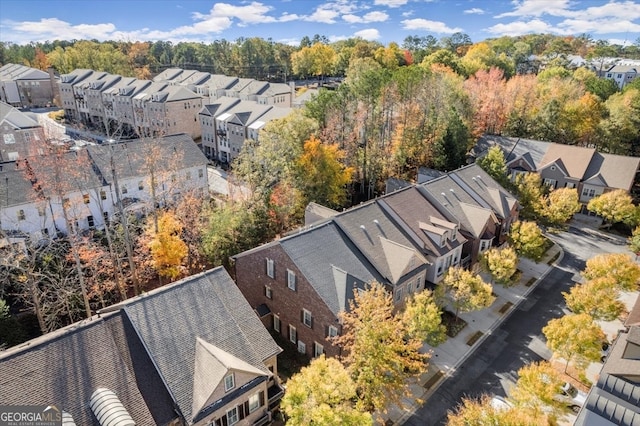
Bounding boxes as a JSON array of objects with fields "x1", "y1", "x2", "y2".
[{"x1": 383, "y1": 243, "x2": 563, "y2": 425}]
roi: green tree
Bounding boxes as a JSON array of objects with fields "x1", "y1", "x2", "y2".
[
  {"x1": 542, "y1": 313, "x2": 605, "y2": 373},
  {"x1": 587, "y1": 189, "x2": 637, "y2": 228},
  {"x1": 334, "y1": 281, "x2": 428, "y2": 413},
  {"x1": 629, "y1": 226, "x2": 640, "y2": 254},
  {"x1": 295, "y1": 136, "x2": 354, "y2": 208},
  {"x1": 402, "y1": 290, "x2": 447, "y2": 346},
  {"x1": 477, "y1": 146, "x2": 508, "y2": 187},
  {"x1": 510, "y1": 361, "x2": 564, "y2": 420},
  {"x1": 281, "y1": 355, "x2": 373, "y2": 426},
  {"x1": 543, "y1": 188, "x2": 581, "y2": 225},
  {"x1": 421, "y1": 49, "x2": 461, "y2": 74},
  {"x1": 563, "y1": 277, "x2": 624, "y2": 321},
  {"x1": 442, "y1": 266, "x2": 495, "y2": 322},
  {"x1": 508, "y1": 221, "x2": 546, "y2": 261},
  {"x1": 582, "y1": 253, "x2": 640, "y2": 291},
  {"x1": 514, "y1": 173, "x2": 545, "y2": 220},
  {"x1": 0, "y1": 299, "x2": 9, "y2": 319},
  {"x1": 480, "y1": 246, "x2": 519, "y2": 286}
]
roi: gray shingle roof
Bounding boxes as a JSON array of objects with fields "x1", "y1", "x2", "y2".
[
  {"x1": 0, "y1": 312, "x2": 167, "y2": 426},
  {"x1": 450, "y1": 164, "x2": 517, "y2": 220},
  {"x1": 575, "y1": 373, "x2": 640, "y2": 426},
  {"x1": 119, "y1": 267, "x2": 282, "y2": 422},
  {"x1": 0, "y1": 63, "x2": 50, "y2": 81},
  {"x1": 0, "y1": 165, "x2": 38, "y2": 208},
  {"x1": 87, "y1": 134, "x2": 207, "y2": 184},
  {"x1": 0, "y1": 101, "x2": 41, "y2": 129},
  {"x1": 584, "y1": 152, "x2": 640, "y2": 192},
  {"x1": 334, "y1": 201, "x2": 426, "y2": 284},
  {"x1": 280, "y1": 221, "x2": 383, "y2": 315},
  {"x1": 474, "y1": 135, "x2": 550, "y2": 169},
  {"x1": 199, "y1": 96, "x2": 241, "y2": 117}
]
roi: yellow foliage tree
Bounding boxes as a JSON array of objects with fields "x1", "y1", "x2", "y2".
[
  {"x1": 146, "y1": 211, "x2": 188, "y2": 280},
  {"x1": 582, "y1": 252, "x2": 640, "y2": 291}
]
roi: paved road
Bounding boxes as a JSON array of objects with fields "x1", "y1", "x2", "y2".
[{"x1": 406, "y1": 226, "x2": 630, "y2": 425}]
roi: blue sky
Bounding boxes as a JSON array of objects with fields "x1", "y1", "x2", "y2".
[{"x1": 1, "y1": 0, "x2": 639, "y2": 46}]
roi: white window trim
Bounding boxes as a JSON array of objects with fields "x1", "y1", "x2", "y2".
[
  {"x1": 328, "y1": 325, "x2": 338, "y2": 338},
  {"x1": 224, "y1": 373, "x2": 235, "y2": 392},
  {"x1": 289, "y1": 325, "x2": 297, "y2": 343},
  {"x1": 287, "y1": 269, "x2": 296, "y2": 291},
  {"x1": 266, "y1": 258, "x2": 274, "y2": 278},
  {"x1": 227, "y1": 407, "x2": 238, "y2": 425},
  {"x1": 303, "y1": 309, "x2": 312, "y2": 327},
  {"x1": 314, "y1": 342, "x2": 324, "y2": 358},
  {"x1": 248, "y1": 393, "x2": 260, "y2": 413},
  {"x1": 297, "y1": 340, "x2": 306, "y2": 354},
  {"x1": 273, "y1": 315, "x2": 280, "y2": 332}
]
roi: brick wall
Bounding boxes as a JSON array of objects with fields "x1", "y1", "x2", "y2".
[{"x1": 234, "y1": 243, "x2": 342, "y2": 359}]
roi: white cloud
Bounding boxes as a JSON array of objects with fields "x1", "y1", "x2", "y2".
[
  {"x1": 496, "y1": 0, "x2": 572, "y2": 18},
  {"x1": 464, "y1": 8, "x2": 485, "y2": 15},
  {"x1": 3, "y1": 18, "x2": 119, "y2": 43},
  {"x1": 342, "y1": 11, "x2": 389, "y2": 23},
  {"x1": 485, "y1": 18, "x2": 556, "y2": 36},
  {"x1": 353, "y1": 28, "x2": 381, "y2": 40},
  {"x1": 558, "y1": 17, "x2": 640, "y2": 34},
  {"x1": 374, "y1": 0, "x2": 408, "y2": 7},
  {"x1": 569, "y1": 1, "x2": 640, "y2": 20},
  {"x1": 193, "y1": 2, "x2": 275, "y2": 24},
  {"x1": 401, "y1": 18, "x2": 463, "y2": 34}
]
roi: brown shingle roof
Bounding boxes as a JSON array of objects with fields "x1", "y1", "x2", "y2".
[{"x1": 539, "y1": 143, "x2": 596, "y2": 179}]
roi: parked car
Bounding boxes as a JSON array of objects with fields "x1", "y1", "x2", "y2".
[{"x1": 555, "y1": 382, "x2": 587, "y2": 413}]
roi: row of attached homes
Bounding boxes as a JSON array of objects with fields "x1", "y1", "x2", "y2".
[
  {"x1": 0, "y1": 131, "x2": 209, "y2": 242},
  {"x1": 56, "y1": 66, "x2": 295, "y2": 163},
  {"x1": 232, "y1": 163, "x2": 519, "y2": 359}
]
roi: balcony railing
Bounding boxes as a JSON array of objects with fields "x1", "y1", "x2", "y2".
[
  {"x1": 267, "y1": 383, "x2": 284, "y2": 410},
  {"x1": 253, "y1": 412, "x2": 271, "y2": 426}
]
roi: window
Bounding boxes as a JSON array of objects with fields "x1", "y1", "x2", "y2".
[
  {"x1": 8, "y1": 152, "x2": 18, "y2": 161},
  {"x1": 37, "y1": 205, "x2": 46, "y2": 217},
  {"x1": 287, "y1": 269, "x2": 296, "y2": 291},
  {"x1": 328, "y1": 325, "x2": 338, "y2": 338},
  {"x1": 226, "y1": 407, "x2": 238, "y2": 425},
  {"x1": 302, "y1": 309, "x2": 312, "y2": 328},
  {"x1": 224, "y1": 373, "x2": 235, "y2": 392},
  {"x1": 121, "y1": 185, "x2": 128, "y2": 194},
  {"x1": 265, "y1": 285, "x2": 272, "y2": 299},
  {"x1": 582, "y1": 187, "x2": 596, "y2": 198},
  {"x1": 314, "y1": 342, "x2": 324, "y2": 358},
  {"x1": 87, "y1": 215, "x2": 94, "y2": 228},
  {"x1": 138, "y1": 181, "x2": 144, "y2": 190},
  {"x1": 480, "y1": 239, "x2": 492, "y2": 252},
  {"x1": 248, "y1": 393, "x2": 261, "y2": 413},
  {"x1": 100, "y1": 190, "x2": 107, "y2": 200},
  {"x1": 289, "y1": 325, "x2": 297, "y2": 343},
  {"x1": 395, "y1": 287, "x2": 403, "y2": 302},
  {"x1": 273, "y1": 315, "x2": 280, "y2": 332},
  {"x1": 3, "y1": 134, "x2": 15, "y2": 144},
  {"x1": 565, "y1": 182, "x2": 575, "y2": 188},
  {"x1": 17, "y1": 209, "x2": 25, "y2": 221},
  {"x1": 543, "y1": 178, "x2": 556, "y2": 188},
  {"x1": 266, "y1": 258, "x2": 274, "y2": 278},
  {"x1": 83, "y1": 194, "x2": 90, "y2": 204},
  {"x1": 297, "y1": 340, "x2": 306, "y2": 354}
]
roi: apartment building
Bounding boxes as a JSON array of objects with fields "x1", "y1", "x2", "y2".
[{"x1": 0, "y1": 63, "x2": 57, "y2": 108}]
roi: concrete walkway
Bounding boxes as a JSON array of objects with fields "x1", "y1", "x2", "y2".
[{"x1": 383, "y1": 243, "x2": 562, "y2": 425}]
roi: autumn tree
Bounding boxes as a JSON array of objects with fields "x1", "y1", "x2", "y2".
[
  {"x1": 334, "y1": 281, "x2": 428, "y2": 413},
  {"x1": 441, "y1": 266, "x2": 495, "y2": 322},
  {"x1": 476, "y1": 146, "x2": 509, "y2": 188},
  {"x1": 295, "y1": 136, "x2": 354, "y2": 209},
  {"x1": 582, "y1": 253, "x2": 640, "y2": 291},
  {"x1": 510, "y1": 361, "x2": 565, "y2": 420},
  {"x1": 563, "y1": 277, "x2": 624, "y2": 321},
  {"x1": 145, "y1": 211, "x2": 188, "y2": 281},
  {"x1": 447, "y1": 394, "x2": 542, "y2": 426},
  {"x1": 480, "y1": 246, "x2": 519, "y2": 286},
  {"x1": 508, "y1": 221, "x2": 546, "y2": 261},
  {"x1": 402, "y1": 290, "x2": 447, "y2": 346},
  {"x1": 587, "y1": 189, "x2": 637, "y2": 228},
  {"x1": 542, "y1": 187, "x2": 581, "y2": 225},
  {"x1": 542, "y1": 313, "x2": 605, "y2": 373},
  {"x1": 281, "y1": 355, "x2": 372, "y2": 426}
]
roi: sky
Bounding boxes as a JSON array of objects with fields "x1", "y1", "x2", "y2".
[{"x1": 1, "y1": 0, "x2": 639, "y2": 47}]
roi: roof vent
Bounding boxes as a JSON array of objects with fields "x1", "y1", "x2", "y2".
[
  {"x1": 89, "y1": 388, "x2": 135, "y2": 426},
  {"x1": 449, "y1": 189, "x2": 455, "y2": 193},
  {"x1": 373, "y1": 219, "x2": 379, "y2": 225},
  {"x1": 360, "y1": 225, "x2": 366, "y2": 230}
]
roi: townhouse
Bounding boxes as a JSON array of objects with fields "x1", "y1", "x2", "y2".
[
  {"x1": 603, "y1": 63, "x2": 639, "y2": 89},
  {"x1": 59, "y1": 69, "x2": 101, "y2": 121},
  {"x1": 233, "y1": 221, "x2": 384, "y2": 359},
  {"x1": 199, "y1": 97, "x2": 241, "y2": 161},
  {"x1": 0, "y1": 134, "x2": 208, "y2": 239},
  {"x1": 0, "y1": 63, "x2": 57, "y2": 108},
  {"x1": 474, "y1": 136, "x2": 640, "y2": 211},
  {"x1": 0, "y1": 267, "x2": 284, "y2": 426},
  {"x1": 214, "y1": 100, "x2": 273, "y2": 163},
  {"x1": 0, "y1": 101, "x2": 46, "y2": 161}
]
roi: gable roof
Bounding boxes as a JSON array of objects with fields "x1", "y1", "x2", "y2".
[
  {"x1": 379, "y1": 186, "x2": 465, "y2": 257},
  {"x1": 539, "y1": 143, "x2": 596, "y2": 179},
  {"x1": 334, "y1": 201, "x2": 426, "y2": 284},
  {"x1": 280, "y1": 221, "x2": 383, "y2": 315},
  {"x1": 87, "y1": 134, "x2": 207, "y2": 183},
  {"x1": 474, "y1": 135, "x2": 550, "y2": 169},
  {"x1": 199, "y1": 96, "x2": 241, "y2": 117},
  {"x1": 575, "y1": 373, "x2": 640, "y2": 425},
  {"x1": 0, "y1": 63, "x2": 50, "y2": 81},
  {"x1": 0, "y1": 312, "x2": 171, "y2": 426},
  {"x1": 584, "y1": 152, "x2": 640, "y2": 191},
  {"x1": 224, "y1": 101, "x2": 272, "y2": 126},
  {"x1": 0, "y1": 101, "x2": 41, "y2": 129},
  {"x1": 116, "y1": 267, "x2": 281, "y2": 423},
  {"x1": 0, "y1": 165, "x2": 39, "y2": 208},
  {"x1": 450, "y1": 164, "x2": 518, "y2": 220}
]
